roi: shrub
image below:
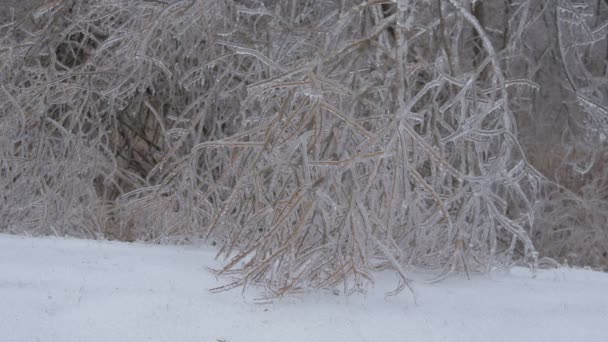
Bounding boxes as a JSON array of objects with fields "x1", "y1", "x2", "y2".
[{"x1": 1, "y1": 0, "x2": 606, "y2": 295}]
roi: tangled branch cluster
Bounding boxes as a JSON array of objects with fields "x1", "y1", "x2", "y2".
[{"x1": 1, "y1": 0, "x2": 606, "y2": 295}]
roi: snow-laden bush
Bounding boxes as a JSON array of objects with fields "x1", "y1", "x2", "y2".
[{"x1": 3, "y1": 0, "x2": 607, "y2": 295}]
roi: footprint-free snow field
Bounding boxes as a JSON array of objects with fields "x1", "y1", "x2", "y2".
[{"x1": 1, "y1": 234, "x2": 607, "y2": 342}]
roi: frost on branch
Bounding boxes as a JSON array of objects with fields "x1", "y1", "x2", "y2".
[
  {"x1": 523, "y1": 0, "x2": 608, "y2": 269},
  {"x1": 0, "y1": 0, "x2": 548, "y2": 295}
]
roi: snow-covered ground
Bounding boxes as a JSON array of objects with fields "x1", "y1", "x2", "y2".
[{"x1": 1, "y1": 234, "x2": 607, "y2": 342}]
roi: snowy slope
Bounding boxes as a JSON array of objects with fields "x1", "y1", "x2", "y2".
[{"x1": 1, "y1": 234, "x2": 607, "y2": 342}]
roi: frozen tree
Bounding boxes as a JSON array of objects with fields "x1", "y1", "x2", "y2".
[
  {"x1": 516, "y1": 0, "x2": 608, "y2": 269},
  {"x1": 1, "y1": 0, "x2": 606, "y2": 296}
]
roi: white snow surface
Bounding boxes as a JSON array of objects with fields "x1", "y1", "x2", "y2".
[{"x1": 1, "y1": 234, "x2": 607, "y2": 342}]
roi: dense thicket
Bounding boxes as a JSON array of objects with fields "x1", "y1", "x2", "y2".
[{"x1": 1, "y1": 0, "x2": 606, "y2": 295}]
